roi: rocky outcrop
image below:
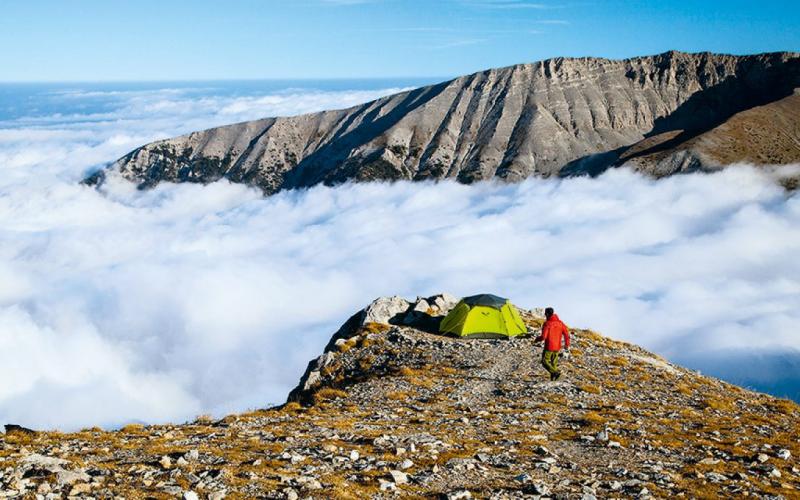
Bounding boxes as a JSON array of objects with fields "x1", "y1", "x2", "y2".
[
  {"x1": 89, "y1": 51, "x2": 800, "y2": 194},
  {"x1": 288, "y1": 293, "x2": 462, "y2": 403},
  {"x1": 3, "y1": 294, "x2": 799, "y2": 498}
]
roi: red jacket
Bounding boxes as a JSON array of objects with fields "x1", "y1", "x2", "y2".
[{"x1": 536, "y1": 314, "x2": 570, "y2": 351}]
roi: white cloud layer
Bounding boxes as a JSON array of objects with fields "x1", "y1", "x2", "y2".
[{"x1": 1, "y1": 84, "x2": 799, "y2": 431}]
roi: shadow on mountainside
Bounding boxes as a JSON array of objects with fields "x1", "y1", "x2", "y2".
[
  {"x1": 285, "y1": 81, "x2": 452, "y2": 188},
  {"x1": 559, "y1": 55, "x2": 800, "y2": 177}
]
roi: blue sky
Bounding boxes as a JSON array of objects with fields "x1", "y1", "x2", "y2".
[{"x1": 1, "y1": 0, "x2": 799, "y2": 81}]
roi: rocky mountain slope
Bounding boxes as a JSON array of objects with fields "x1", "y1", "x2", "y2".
[
  {"x1": 2, "y1": 294, "x2": 800, "y2": 499},
  {"x1": 86, "y1": 51, "x2": 800, "y2": 194}
]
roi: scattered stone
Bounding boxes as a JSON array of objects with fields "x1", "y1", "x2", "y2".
[
  {"x1": 446, "y1": 490, "x2": 472, "y2": 500},
  {"x1": 21, "y1": 454, "x2": 69, "y2": 469},
  {"x1": 515, "y1": 472, "x2": 532, "y2": 483},
  {"x1": 56, "y1": 469, "x2": 90, "y2": 486},
  {"x1": 4, "y1": 293, "x2": 800, "y2": 498},
  {"x1": 379, "y1": 479, "x2": 397, "y2": 492},
  {"x1": 389, "y1": 470, "x2": 409, "y2": 485},
  {"x1": 69, "y1": 483, "x2": 91, "y2": 496}
]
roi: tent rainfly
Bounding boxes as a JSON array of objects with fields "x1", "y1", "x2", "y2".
[{"x1": 439, "y1": 294, "x2": 527, "y2": 339}]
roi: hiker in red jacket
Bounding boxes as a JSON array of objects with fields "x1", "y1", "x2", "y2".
[{"x1": 535, "y1": 307, "x2": 570, "y2": 381}]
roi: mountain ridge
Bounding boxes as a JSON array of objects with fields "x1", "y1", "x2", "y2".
[
  {"x1": 2, "y1": 293, "x2": 799, "y2": 498},
  {"x1": 86, "y1": 50, "x2": 800, "y2": 194}
]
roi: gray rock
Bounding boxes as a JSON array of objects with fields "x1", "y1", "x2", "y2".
[
  {"x1": 21, "y1": 454, "x2": 69, "y2": 470},
  {"x1": 389, "y1": 470, "x2": 408, "y2": 484},
  {"x1": 705, "y1": 472, "x2": 727, "y2": 483},
  {"x1": 69, "y1": 483, "x2": 91, "y2": 496},
  {"x1": 379, "y1": 479, "x2": 397, "y2": 491},
  {"x1": 363, "y1": 296, "x2": 411, "y2": 325},
  {"x1": 514, "y1": 472, "x2": 532, "y2": 483},
  {"x1": 446, "y1": 491, "x2": 472, "y2": 500},
  {"x1": 56, "y1": 470, "x2": 90, "y2": 487}
]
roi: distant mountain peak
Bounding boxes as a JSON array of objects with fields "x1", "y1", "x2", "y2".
[{"x1": 86, "y1": 51, "x2": 800, "y2": 194}]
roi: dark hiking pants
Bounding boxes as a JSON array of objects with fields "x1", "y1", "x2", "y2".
[{"x1": 541, "y1": 349, "x2": 560, "y2": 379}]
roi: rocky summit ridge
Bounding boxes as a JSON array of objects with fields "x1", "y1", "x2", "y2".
[
  {"x1": 87, "y1": 51, "x2": 800, "y2": 194},
  {"x1": 2, "y1": 294, "x2": 800, "y2": 499}
]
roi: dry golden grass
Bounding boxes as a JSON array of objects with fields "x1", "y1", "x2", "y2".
[
  {"x1": 282, "y1": 401, "x2": 303, "y2": 412},
  {"x1": 577, "y1": 383, "x2": 602, "y2": 395},
  {"x1": 361, "y1": 322, "x2": 390, "y2": 335},
  {"x1": 439, "y1": 366, "x2": 458, "y2": 375},
  {"x1": 398, "y1": 366, "x2": 417, "y2": 377},
  {"x1": 580, "y1": 411, "x2": 606, "y2": 426},
  {"x1": 313, "y1": 388, "x2": 348, "y2": 404},
  {"x1": 767, "y1": 398, "x2": 799, "y2": 414},
  {"x1": 338, "y1": 337, "x2": 358, "y2": 353},
  {"x1": 700, "y1": 396, "x2": 735, "y2": 412},
  {"x1": 387, "y1": 391, "x2": 413, "y2": 401},
  {"x1": 610, "y1": 356, "x2": 630, "y2": 367}
]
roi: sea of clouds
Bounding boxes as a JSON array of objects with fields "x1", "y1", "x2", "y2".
[{"x1": 1, "y1": 82, "x2": 799, "y2": 430}]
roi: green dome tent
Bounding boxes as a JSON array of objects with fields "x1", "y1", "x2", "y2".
[{"x1": 439, "y1": 294, "x2": 528, "y2": 339}]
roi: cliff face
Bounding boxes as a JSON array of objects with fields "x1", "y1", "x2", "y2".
[
  {"x1": 91, "y1": 51, "x2": 800, "y2": 194},
  {"x1": 3, "y1": 294, "x2": 799, "y2": 499}
]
